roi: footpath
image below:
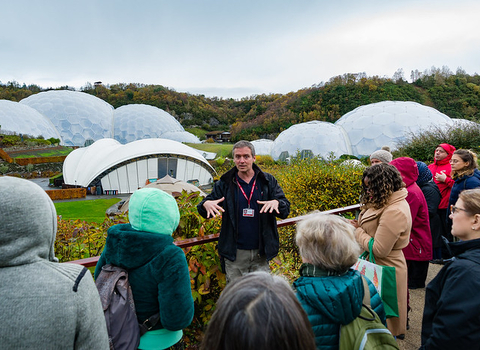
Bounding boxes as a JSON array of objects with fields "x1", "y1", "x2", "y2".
[{"x1": 398, "y1": 263, "x2": 442, "y2": 349}]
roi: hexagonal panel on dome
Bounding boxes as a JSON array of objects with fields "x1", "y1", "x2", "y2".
[
  {"x1": 20, "y1": 90, "x2": 114, "y2": 146},
  {"x1": 0, "y1": 100, "x2": 62, "y2": 141},
  {"x1": 335, "y1": 101, "x2": 454, "y2": 157},
  {"x1": 271, "y1": 121, "x2": 352, "y2": 160},
  {"x1": 113, "y1": 104, "x2": 185, "y2": 144}
]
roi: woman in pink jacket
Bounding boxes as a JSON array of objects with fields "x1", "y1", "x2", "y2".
[
  {"x1": 391, "y1": 157, "x2": 432, "y2": 289},
  {"x1": 428, "y1": 144, "x2": 456, "y2": 249}
]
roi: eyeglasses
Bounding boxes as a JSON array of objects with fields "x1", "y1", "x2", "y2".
[{"x1": 450, "y1": 205, "x2": 469, "y2": 214}]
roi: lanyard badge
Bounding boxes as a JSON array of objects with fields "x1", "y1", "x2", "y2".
[{"x1": 238, "y1": 176, "x2": 256, "y2": 217}]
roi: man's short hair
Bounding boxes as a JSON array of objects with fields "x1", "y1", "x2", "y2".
[{"x1": 233, "y1": 140, "x2": 256, "y2": 157}]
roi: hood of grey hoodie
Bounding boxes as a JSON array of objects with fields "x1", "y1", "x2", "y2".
[{"x1": 0, "y1": 176, "x2": 58, "y2": 267}]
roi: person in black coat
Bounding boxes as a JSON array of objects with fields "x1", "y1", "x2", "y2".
[
  {"x1": 416, "y1": 162, "x2": 442, "y2": 261},
  {"x1": 420, "y1": 188, "x2": 480, "y2": 349},
  {"x1": 197, "y1": 140, "x2": 290, "y2": 284}
]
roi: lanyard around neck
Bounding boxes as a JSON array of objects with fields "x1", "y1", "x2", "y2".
[{"x1": 237, "y1": 176, "x2": 256, "y2": 208}]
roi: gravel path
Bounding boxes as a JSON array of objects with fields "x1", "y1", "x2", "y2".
[{"x1": 397, "y1": 262, "x2": 442, "y2": 349}]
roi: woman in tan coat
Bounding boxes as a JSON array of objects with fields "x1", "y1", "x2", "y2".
[{"x1": 351, "y1": 163, "x2": 412, "y2": 338}]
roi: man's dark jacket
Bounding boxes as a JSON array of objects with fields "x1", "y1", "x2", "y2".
[
  {"x1": 197, "y1": 163, "x2": 290, "y2": 262},
  {"x1": 420, "y1": 238, "x2": 480, "y2": 349}
]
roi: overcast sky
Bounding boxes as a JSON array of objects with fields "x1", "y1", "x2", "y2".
[{"x1": 1, "y1": 0, "x2": 479, "y2": 99}]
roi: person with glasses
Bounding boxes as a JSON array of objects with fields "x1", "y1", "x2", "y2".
[{"x1": 420, "y1": 189, "x2": 480, "y2": 349}]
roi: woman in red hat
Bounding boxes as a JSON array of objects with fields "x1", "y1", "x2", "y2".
[{"x1": 428, "y1": 143, "x2": 456, "y2": 260}]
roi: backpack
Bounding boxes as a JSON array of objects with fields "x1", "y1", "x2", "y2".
[
  {"x1": 95, "y1": 264, "x2": 159, "y2": 350},
  {"x1": 339, "y1": 276, "x2": 399, "y2": 350}
]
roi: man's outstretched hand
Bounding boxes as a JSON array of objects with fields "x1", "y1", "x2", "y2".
[
  {"x1": 203, "y1": 197, "x2": 225, "y2": 218},
  {"x1": 257, "y1": 199, "x2": 279, "y2": 214}
]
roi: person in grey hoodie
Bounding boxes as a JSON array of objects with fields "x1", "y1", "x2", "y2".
[{"x1": 0, "y1": 176, "x2": 109, "y2": 350}]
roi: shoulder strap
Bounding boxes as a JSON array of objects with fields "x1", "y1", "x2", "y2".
[{"x1": 361, "y1": 275, "x2": 371, "y2": 308}]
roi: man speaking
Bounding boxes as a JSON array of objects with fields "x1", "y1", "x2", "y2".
[{"x1": 197, "y1": 140, "x2": 290, "y2": 283}]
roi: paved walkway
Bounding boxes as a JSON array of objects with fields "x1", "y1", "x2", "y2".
[{"x1": 397, "y1": 262, "x2": 442, "y2": 349}]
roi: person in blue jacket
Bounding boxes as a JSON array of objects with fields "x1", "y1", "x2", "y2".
[
  {"x1": 95, "y1": 188, "x2": 194, "y2": 349},
  {"x1": 447, "y1": 149, "x2": 480, "y2": 234},
  {"x1": 293, "y1": 213, "x2": 386, "y2": 350}
]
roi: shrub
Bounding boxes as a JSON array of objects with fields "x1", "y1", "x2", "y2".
[
  {"x1": 276, "y1": 156, "x2": 363, "y2": 217},
  {"x1": 1, "y1": 135, "x2": 21, "y2": 146},
  {"x1": 55, "y1": 214, "x2": 128, "y2": 262},
  {"x1": 255, "y1": 154, "x2": 275, "y2": 166},
  {"x1": 0, "y1": 164, "x2": 9, "y2": 174},
  {"x1": 274, "y1": 156, "x2": 363, "y2": 269},
  {"x1": 174, "y1": 191, "x2": 225, "y2": 344},
  {"x1": 25, "y1": 163, "x2": 34, "y2": 172}
]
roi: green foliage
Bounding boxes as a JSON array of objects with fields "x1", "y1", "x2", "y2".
[
  {"x1": 25, "y1": 163, "x2": 34, "y2": 172},
  {"x1": 175, "y1": 191, "x2": 221, "y2": 239},
  {"x1": 276, "y1": 156, "x2": 363, "y2": 217},
  {"x1": 47, "y1": 137, "x2": 61, "y2": 145},
  {"x1": 255, "y1": 154, "x2": 275, "y2": 166},
  {"x1": 170, "y1": 191, "x2": 225, "y2": 344},
  {"x1": 25, "y1": 138, "x2": 51, "y2": 147},
  {"x1": 395, "y1": 124, "x2": 480, "y2": 162},
  {"x1": 274, "y1": 157, "x2": 363, "y2": 269},
  {"x1": 55, "y1": 215, "x2": 128, "y2": 262},
  {"x1": 1, "y1": 135, "x2": 21, "y2": 146},
  {"x1": 0, "y1": 164, "x2": 9, "y2": 174},
  {"x1": 185, "y1": 127, "x2": 207, "y2": 140}
]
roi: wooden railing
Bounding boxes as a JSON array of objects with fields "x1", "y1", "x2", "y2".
[{"x1": 68, "y1": 204, "x2": 361, "y2": 268}]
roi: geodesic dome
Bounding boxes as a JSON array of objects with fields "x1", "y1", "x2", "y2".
[
  {"x1": 63, "y1": 138, "x2": 215, "y2": 194},
  {"x1": 335, "y1": 101, "x2": 454, "y2": 157},
  {"x1": 271, "y1": 121, "x2": 352, "y2": 161},
  {"x1": 0, "y1": 100, "x2": 62, "y2": 141},
  {"x1": 20, "y1": 90, "x2": 114, "y2": 147},
  {"x1": 251, "y1": 139, "x2": 274, "y2": 156},
  {"x1": 113, "y1": 104, "x2": 185, "y2": 144}
]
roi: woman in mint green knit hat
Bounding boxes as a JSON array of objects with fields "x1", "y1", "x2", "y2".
[{"x1": 95, "y1": 188, "x2": 194, "y2": 349}]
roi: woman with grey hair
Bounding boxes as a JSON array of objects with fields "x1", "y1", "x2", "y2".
[
  {"x1": 293, "y1": 213, "x2": 386, "y2": 350},
  {"x1": 201, "y1": 271, "x2": 316, "y2": 350}
]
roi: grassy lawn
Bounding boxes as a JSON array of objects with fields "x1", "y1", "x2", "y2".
[
  {"x1": 54, "y1": 198, "x2": 123, "y2": 223},
  {"x1": 186, "y1": 142, "x2": 233, "y2": 158},
  {"x1": 12, "y1": 146, "x2": 73, "y2": 158}
]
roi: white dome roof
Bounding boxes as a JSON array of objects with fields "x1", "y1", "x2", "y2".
[
  {"x1": 0, "y1": 100, "x2": 62, "y2": 141},
  {"x1": 251, "y1": 139, "x2": 274, "y2": 156},
  {"x1": 63, "y1": 138, "x2": 215, "y2": 192},
  {"x1": 20, "y1": 90, "x2": 114, "y2": 147},
  {"x1": 113, "y1": 104, "x2": 185, "y2": 144},
  {"x1": 271, "y1": 121, "x2": 352, "y2": 160},
  {"x1": 335, "y1": 101, "x2": 454, "y2": 157}
]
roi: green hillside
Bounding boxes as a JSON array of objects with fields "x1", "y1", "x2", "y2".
[{"x1": 2, "y1": 66, "x2": 479, "y2": 142}]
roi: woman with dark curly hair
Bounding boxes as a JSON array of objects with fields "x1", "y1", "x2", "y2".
[{"x1": 351, "y1": 163, "x2": 412, "y2": 339}]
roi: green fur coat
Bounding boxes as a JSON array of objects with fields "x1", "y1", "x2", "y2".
[{"x1": 94, "y1": 224, "x2": 194, "y2": 331}]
